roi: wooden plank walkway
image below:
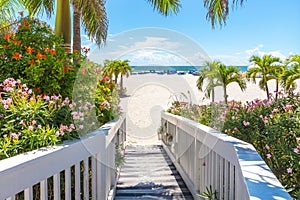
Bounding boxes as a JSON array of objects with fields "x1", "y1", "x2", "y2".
[{"x1": 114, "y1": 145, "x2": 193, "y2": 199}]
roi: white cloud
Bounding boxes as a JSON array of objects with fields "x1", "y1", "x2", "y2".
[
  {"x1": 121, "y1": 49, "x2": 189, "y2": 66},
  {"x1": 212, "y1": 45, "x2": 290, "y2": 66}
]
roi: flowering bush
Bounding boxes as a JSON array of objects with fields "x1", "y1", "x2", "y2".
[
  {"x1": 222, "y1": 91, "x2": 300, "y2": 198},
  {"x1": 0, "y1": 16, "x2": 80, "y2": 98},
  {"x1": 168, "y1": 91, "x2": 300, "y2": 198},
  {"x1": 0, "y1": 78, "x2": 79, "y2": 159}
]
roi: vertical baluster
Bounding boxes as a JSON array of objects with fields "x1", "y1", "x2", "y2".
[
  {"x1": 40, "y1": 179, "x2": 48, "y2": 200},
  {"x1": 229, "y1": 164, "x2": 235, "y2": 200},
  {"x1": 224, "y1": 160, "x2": 229, "y2": 200},
  {"x1": 75, "y1": 163, "x2": 81, "y2": 200},
  {"x1": 219, "y1": 158, "x2": 224, "y2": 200},
  {"x1": 53, "y1": 173, "x2": 60, "y2": 200},
  {"x1": 6, "y1": 196, "x2": 15, "y2": 200},
  {"x1": 83, "y1": 158, "x2": 89, "y2": 200},
  {"x1": 215, "y1": 153, "x2": 220, "y2": 199},
  {"x1": 65, "y1": 168, "x2": 71, "y2": 200},
  {"x1": 24, "y1": 187, "x2": 33, "y2": 200},
  {"x1": 91, "y1": 156, "x2": 97, "y2": 200}
]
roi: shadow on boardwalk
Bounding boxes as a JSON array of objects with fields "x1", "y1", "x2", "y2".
[{"x1": 115, "y1": 145, "x2": 193, "y2": 199}]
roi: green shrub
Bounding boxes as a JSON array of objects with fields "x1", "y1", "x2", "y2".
[
  {"x1": 0, "y1": 78, "x2": 78, "y2": 159},
  {"x1": 0, "y1": 16, "x2": 80, "y2": 98},
  {"x1": 168, "y1": 91, "x2": 300, "y2": 198}
]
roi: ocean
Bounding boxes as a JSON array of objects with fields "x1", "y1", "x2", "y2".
[{"x1": 131, "y1": 66, "x2": 249, "y2": 73}]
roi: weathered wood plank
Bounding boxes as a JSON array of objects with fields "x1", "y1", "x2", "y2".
[{"x1": 115, "y1": 145, "x2": 193, "y2": 199}]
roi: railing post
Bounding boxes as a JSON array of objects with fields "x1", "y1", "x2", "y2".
[{"x1": 96, "y1": 134, "x2": 107, "y2": 200}]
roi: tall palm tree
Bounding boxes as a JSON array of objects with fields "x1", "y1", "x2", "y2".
[
  {"x1": 282, "y1": 55, "x2": 300, "y2": 90},
  {"x1": 197, "y1": 60, "x2": 219, "y2": 102},
  {"x1": 103, "y1": 60, "x2": 120, "y2": 83},
  {"x1": 216, "y1": 64, "x2": 246, "y2": 104},
  {"x1": 119, "y1": 60, "x2": 132, "y2": 92},
  {"x1": 247, "y1": 55, "x2": 280, "y2": 100}
]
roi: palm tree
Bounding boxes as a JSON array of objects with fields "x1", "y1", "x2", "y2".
[
  {"x1": 0, "y1": 0, "x2": 23, "y2": 35},
  {"x1": 204, "y1": 0, "x2": 245, "y2": 28},
  {"x1": 216, "y1": 64, "x2": 246, "y2": 104},
  {"x1": 22, "y1": 0, "x2": 181, "y2": 52},
  {"x1": 197, "y1": 60, "x2": 219, "y2": 102},
  {"x1": 118, "y1": 60, "x2": 132, "y2": 93},
  {"x1": 247, "y1": 55, "x2": 280, "y2": 100},
  {"x1": 103, "y1": 60, "x2": 121, "y2": 83},
  {"x1": 282, "y1": 55, "x2": 300, "y2": 90}
]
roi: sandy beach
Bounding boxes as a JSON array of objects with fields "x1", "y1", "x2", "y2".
[{"x1": 120, "y1": 73, "x2": 300, "y2": 145}]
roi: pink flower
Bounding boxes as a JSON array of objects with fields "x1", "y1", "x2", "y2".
[
  {"x1": 28, "y1": 126, "x2": 33, "y2": 131},
  {"x1": 55, "y1": 131, "x2": 60, "y2": 137},
  {"x1": 267, "y1": 154, "x2": 271, "y2": 159},
  {"x1": 43, "y1": 95, "x2": 50, "y2": 101},
  {"x1": 284, "y1": 104, "x2": 293, "y2": 111},
  {"x1": 287, "y1": 168, "x2": 293, "y2": 173},
  {"x1": 31, "y1": 120, "x2": 37, "y2": 125},
  {"x1": 79, "y1": 125, "x2": 84, "y2": 129},
  {"x1": 3, "y1": 104, "x2": 9, "y2": 109},
  {"x1": 243, "y1": 121, "x2": 250, "y2": 126},
  {"x1": 265, "y1": 144, "x2": 270, "y2": 150},
  {"x1": 294, "y1": 148, "x2": 299, "y2": 154},
  {"x1": 38, "y1": 125, "x2": 42, "y2": 129}
]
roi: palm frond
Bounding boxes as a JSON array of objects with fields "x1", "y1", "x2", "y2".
[
  {"x1": 79, "y1": 0, "x2": 108, "y2": 46},
  {"x1": 146, "y1": 0, "x2": 181, "y2": 16}
]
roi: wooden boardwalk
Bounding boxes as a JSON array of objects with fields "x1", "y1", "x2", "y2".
[{"x1": 114, "y1": 145, "x2": 193, "y2": 199}]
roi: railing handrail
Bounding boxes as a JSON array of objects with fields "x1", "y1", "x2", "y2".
[
  {"x1": 0, "y1": 115, "x2": 126, "y2": 200},
  {"x1": 161, "y1": 111, "x2": 292, "y2": 200}
]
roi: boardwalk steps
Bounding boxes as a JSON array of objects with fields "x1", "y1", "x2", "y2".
[{"x1": 114, "y1": 145, "x2": 193, "y2": 200}]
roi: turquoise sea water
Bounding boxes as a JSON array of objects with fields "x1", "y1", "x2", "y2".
[{"x1": 131, "y1": 66, "x2": 248, "y2": 72}]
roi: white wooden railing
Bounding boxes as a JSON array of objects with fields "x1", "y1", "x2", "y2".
[
  {"x1": 0, "y1": 116, "x2": 126, "y2": 200},
  {"x1": 161, "y1": 112, "x2": 292, "y2": 200}
]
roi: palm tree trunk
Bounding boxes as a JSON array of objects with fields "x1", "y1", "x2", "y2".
[
  {"x1": 275, "y1": 79, "x2": 279, "y2": 100},
  {"x1": 211, "y1": 88, "x2": 215, "y2": 102},
  {"x1": 120, "y1": 74, "x2": 124, "y2": 92},
  {"x1": 224, "y1": 85, "x2": 228, "y2": 104},
  {"x1": 73, "y1": 6, "x2": 81, "y2": 53},
  {"x1": 55, "y1": 0, "x2": 71, "y2": 50},
  {"x1": 265, "y1": 81, "x2": 270, "y2": 100}
]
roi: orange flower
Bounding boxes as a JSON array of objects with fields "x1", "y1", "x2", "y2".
[
  {"x1": 81, "y1": 69, "x2": 87, "y2": 75},
  {"x1": 18, "y1": 25, "x2": 22, "y2": 29},
  {"x1": 4, "y1": 34, "x2": 10, "y2": 41},
  {"x1": 36, "y1": 52, "x2": 46, "y2": 59},
  {"x1": 50, "y1": 49, "x2": 56, "y2": 56},
  {"x1": 73, "y1": 49, "x2": 78, "y2": 53},
  {"x1": 3, "y1": 44, "x2": 8, "y2": 48},
  {"x1": 13, "y1": 40, "x2": 22, "y2": 45},
  {"x1": 28, "y1": 60, "x2": 35, "y2": 65},
  {"x1": 22, "y1": 20, "x2": 29, "y2": 26},
  {"x1": 43, "y1": 48, "x2": 50, "y2": 52},
  {"x1": 25, "y1": 46, "x2": 35, "y2": 54},
  {"x1": 13, "y1": 52, "x2": 22, "y2": 60},
  {"x1": 34, "y1": 88, "x2": 41, "y2": 93},
  {"x1": 64, "y1": 67, "x2": 72, "y2": 72}
]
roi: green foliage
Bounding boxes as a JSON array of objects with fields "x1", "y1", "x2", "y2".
[
  {"x1": 222, "y1": 91, "x2": 300, "y2": 199},
  {"x1": 198, "y1": 185, "x2": 219, "y2": 200},
  {"x1": 0, "y1": 78, "x2": 78, "y2": 159},
  {"x1": 0, "y1": 16, "x2": 80, "y2": 98},
  {"x1": 168, "y1": 91, "x2": 300, "y2": 198}
]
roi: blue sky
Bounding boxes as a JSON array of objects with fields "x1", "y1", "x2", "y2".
[
  {"x1": 44, "y1": 0, "x2": 300, "y2": 66},
  {"x1": 98, "y1": 0, "x2": 300, "y2": 66}
]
